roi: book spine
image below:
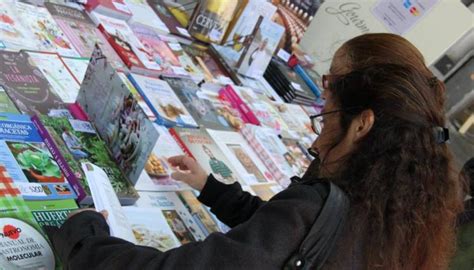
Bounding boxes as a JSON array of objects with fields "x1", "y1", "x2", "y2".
[
  {"x1": 168, "y1": 128, "x2": 196, "y2": 160},
  {"x1": 218, "y1": 88, "x2": 250, "y2": 123},
  {"x1": 225, "y1": 85, "x2": 260, "y2": 125},
  {"x1": 68, "y1": 103, "x2": 89, "y2": 121},
  {"x1": 293, "y1": 64, "x2": 321, "y2": 98},
  {"x1": 31, "y1": 115, "x2": 87, "y2": 203}
]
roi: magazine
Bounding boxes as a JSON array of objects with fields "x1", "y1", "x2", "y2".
[
  {"x1": 77, "y1": 44, "x2": 159, "y2": 185},
  {"x1": 135, "y1": 191, "x2": 207, "y2": 243},
  {"x1": 26, "y1": 51, "x2": 80, "y2": 104},
  {"x1": 0, "y1": 113, "x2": 76, "y2": 201},
  {"x1": 0, "y1": 51, "x2": 64, "y2": 115}
]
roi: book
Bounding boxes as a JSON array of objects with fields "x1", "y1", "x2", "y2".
[
  {"x1": 162, "y1": 77, "x2": 232, "y2": 130},
  {"x1": 163, "y1": 39, "x2": 205, "y2": 83},
  {"x1": 134, "y1": 191, "x2": 207, "y2": 243},
  {"x1": 219, "y1": 85, "x2": 260, "y2": 125},
  {"x1": 238, "y1": 18, "x2": 284, "y2": 78},
  {"x1": 26, "y1": 51, "x2": 80, "y2": 104},
  {"x1": 77, "y1": 44, "x2": 159, "y2": 185},
  {"x1": 170, "y1": 127, "x2": 244, "y2": 185},
  {"x1": 92, "y1": 12, "x2": 150, "y2": 72},
  {"x1": 60, "y1": 56, "x2": 90, "y2": 84},
  {"x1": 26, "y1": 199, "x2": 78, "y2": 228},
  {"x1": 0, "y1": 113, "x2": 76, "y2": 201},
  {"x1": 37, "y1": 116, "x2": 139, "y2": 205},
  {"x1": 281, "y1": 138, "x2": 312, "y2": 177},
  {"x1": 0, "y1": 86, "x2": 18, "y2": 114},
  {"x1": 0, "y1": 168, "x2": 56, "y2": 270},
  {"x1": 177, "y1": 190, "x2": 220, "y2": 236},
  {"x1": 122, "y1": 206, "x2": 180, "y2": 251},
  {"x1": 0, "y1": 1, "x2": 37, "y2": 51},
  {"x1": 46, "y1": 3, "x2": 101, "y2": 57},
  {"x1": 127, "y1": 73, "x2": 197, "y2": 128},
  {"x1": 125, "y1": 0, "x2": 170, "y2": 34},
  {"x1": 200, "y1": 87, "x2": 244, "y2": 130},
  {"x1": 249, "y1": 182, "x2": 283, "y2": 201},
  {"x1": 134, "y1": 124, "x2": 190, "y2": 192},
  {"x1": 241, "y1": 124, "x2": 294, "y2": 187},
  {"x1": 81, "y1": 162, "x2": 137, "y2": 243},
  {"x1": 207, "y1": 129, "x2": 273, "y2": 185},
  {"x1": 240, "y1": 75, "x2": 284, "y2": 103},
  {"x1": 274, "y1": 103, "x2": 313, "y2": 136},
  {"x1": 85, "y1": 0, "x2": 133, "y2": 20},
  {"x1": 0, "y1": 51, "x2": 64, "y2": 115},
  {"x1": 31, "y1": 115, "x2": 88, "y2": 204},
  {"x1": 130, "y1": 25, "x2": 184, "y2": 76},
  {"x1": 117, "y1": 72, "x2": 156, "y2": 122},
  {"x1": 15, "y1": 2, "x2": 79, "y2": 57},
  {"x1": 147, "y1": 0, "x2": 192, "y2": 39},
  {"x1": 161, "y1": 0, "x2": 197, "y2": 28}
]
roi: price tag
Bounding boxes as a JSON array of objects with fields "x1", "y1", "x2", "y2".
[
  {"x1": 112, "y1": 2, "x2": 131, "y2": 14},
  {"x1": 167, "y1": 42, "x2": 183, "y2": 51},
  {"x1": 241, "y1": 173, "x2": 258, "y2": 185},
  {"x1": 69, "y1": 119, "x2": 96, "y2": 134},
  {"x1": 209, "y1": 28, "x2": 223, "y2": 43},
  {"x1": 179, "y1": 115, "x2": 197, "y2": 126},
  {"x1": 290, "y1": 82, "x2": 304, "y2": 92},
  {"x1": 171, "y1": 66, "x2": 189, "y2": 76},
  {"x1": 217, "y1": 76, "x2": 234, "y2": 85},
  {"x1": 48, "y1": 109, "x2": 74, "y2": 119},
  {"x1": 277, "y1": 49, "x2": 291, "y2": 62},
  {"x1": 16, "y1": 183, "x2": 47, "y2": 197}
]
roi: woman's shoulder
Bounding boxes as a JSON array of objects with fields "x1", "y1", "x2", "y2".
[{"x1": 270, "y1": 180, "x2": 330, "y2": 206}]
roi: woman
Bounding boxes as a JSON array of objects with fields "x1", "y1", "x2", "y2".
[{"x1": 47, "y1": 34, "x2": 463, "y2": 269}]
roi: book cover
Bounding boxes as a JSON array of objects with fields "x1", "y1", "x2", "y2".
[
  {"x1": 207, "y1": 129, "x2": 273, "y2": 185},
  {"x1": 177, "y1": 190, "x2": 220, "y2": 236},
  {"x1": 240, "y1": 75, "x2": 284, "y2": 103},
  {"x1": 0, "y1": 86, "x2": 18, "y2": 114},
  {"x1": 241, "y1": 124, "x2": 294, "y2": 187},
  {"x1": 134, "y1": 124, "x2": 190, "y2": 192},
  {"x1": 0, "y1": 1, "x2": 37, "y2": 51},
  {"x1": 161, "y1": 0, "x2": 197, "y2": 27},
  {"x1": 77, "y1": 44, "x2": 159, "y2": 185},
  {"x1": 122, "y1": 206, "x2": 180, "y2": 251},
  {"x1": 200, "y1": 88, "x2": 244, "y2": 130},
  {"x1": 147, "y1": 0, "x2": 191, "y2": 39},
  {"x1": 220, "y1": 85, "x2": 260, "y2": 125},
  {"x1": 0, "y1": 168, "x2": 55, "y2": 269},
  {"x1": 38, "y1": 116, "x2": 139, "y2": 205},
  {"x1": 135, "y1": 191, "x2": 207, "y2": 243},
  {"x1": 85, "y1": 0, "x2": 133, "y2": 20},
  {"x1": 26, "y1": 199, "x2": 78, "y2": 228},
  {"x1": 26, "y1": 51, "x2": 80, "y2": 104},
  {"x1": 238, "y1": 18, "x2": 284, "y2": 78},
  {"x1": 131, "y1": 25, "x2": 183, "y2": 75},
  {"x1": 0, "y1": 51, "x2": 64, "y2": 115},
  {"x1": 275, "y1": 103, "x2": 313, "y2": 136},
  {"x1": 15, "y1": 2, "x2": 79, "y2": 57},
  {"x1": 93, "y1": 12, "x2": 146, "y2": 70},
  {"x1": 281, "y1": 138, "x2": 312, "y2": 177},
  {"x1": 162, "y1": 77, "x2": 231, "y2": 130},
  {"x1": 60, "y1": 57, "x2": 90, "y2": 84},
  {"x1": 125, "y1": 0, "x2": 170, "y2": 34},
  {"x1": 45, "y1": 3, "x2": 100, "y2": 57},
  {"x1": 31, "y1": 115, "x2": 88, "y2": 203},
  {"x1": 0, "y1": 113, "x2": 76, "y2": 201},
  {"x1": 170, "y1": 127, "x2": 243, "y2": 185},
  {"x1": 127, "y1": 73, "x2": 197, "y2": 128},
  {"x1": 164, "y1": 40, "x2": 205, "y2": 83},
  {"x1": 117, "y1": 72, "x2": 156, "y2": 122}
]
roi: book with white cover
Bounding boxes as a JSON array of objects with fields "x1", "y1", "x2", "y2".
[
  {"x1": 206, "y1": 129, "x2": 274, "y2": 185},
  {"x1": 125, "y1": 0, "x2": 170, "y2": 34},
  {"x1": 122, "y1": 206, "x2": 180, "y2": 251},
  {"x1": 134, "y1": 191, "x2": 207, "y2": 244},
  {"x1": 134, "y1": 124, "x2": 191, "y2": 192},
  {"x1": 0, "y1": 1, "x2": 37, "y2": 51}
]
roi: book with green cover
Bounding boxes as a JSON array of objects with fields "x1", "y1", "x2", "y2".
[{"x1": 26, "y1": 199, "x2": 78, "y2": 228}]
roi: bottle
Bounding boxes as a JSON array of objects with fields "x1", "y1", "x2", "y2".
[{"x1": 188, "y1": 0, "x2": 242, "y2": 44}]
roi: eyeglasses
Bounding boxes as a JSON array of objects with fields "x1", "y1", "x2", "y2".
[{"x1": 309, "y1": 107, "x2": 362, "y2": 135}]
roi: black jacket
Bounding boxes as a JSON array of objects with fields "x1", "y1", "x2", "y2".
[{"x1": 47, "y1": 174, "x2": 331, "y2": 269}]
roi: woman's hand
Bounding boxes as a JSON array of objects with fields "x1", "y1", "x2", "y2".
[{"x1": 168, "y1": 155, "x2": 208, "y2": 191}]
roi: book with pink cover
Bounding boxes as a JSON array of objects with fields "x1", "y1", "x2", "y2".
[{"x1": 219, "y1": 85, "x2": 260, "y2": 126}]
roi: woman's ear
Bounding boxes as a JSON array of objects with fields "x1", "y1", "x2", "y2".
[{"x1": 352, "y1": 109, "x2": 375, "y2": 142}]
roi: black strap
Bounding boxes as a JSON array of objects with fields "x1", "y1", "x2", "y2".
[{"x1": 284, "y1": 182, "x2": 350, "y2": 270}]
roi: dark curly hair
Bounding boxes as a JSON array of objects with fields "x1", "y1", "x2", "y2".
[{"x1": 325, "y1": 64, "x2": 464, "y2": 269}]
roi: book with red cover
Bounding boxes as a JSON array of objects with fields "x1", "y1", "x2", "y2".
[{"x1": 219, "y1": 85, "x2": 260, "y2": 126}]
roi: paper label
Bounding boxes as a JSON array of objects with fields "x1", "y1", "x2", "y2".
[
  {"x1": 217, "y1": 76, "x2": 234, "y2": 85},
  {"x1": 167, "y1": 43, "x2": 183, "y2": 51},
  {"x1": 179, "y1": 115, "x2": 197, "y2": 126},
  {"x1": 47, "y1": 109, "x2": 73, "y2": 119},
  {"x1": 277, "y1": 49, "x2": 291, "y2": 62},
  {"x1": 177, "y1": 27, "x2": 191, "y2": 38},
  {"x1": 171, "y1": 66, "x2": 189, "y2": 76},
  {"x1": 291, "y1": 82, "x2": 304, "y2": 92},
  {"x1": 15, "y1": 183, "x2": 47, "y2": 197},
  {"x1": 209, "y1": 28, "x2": 223, "y2": 42},
  {"x1": 112, "y1": 1, "x2": 131, "y2": 14},
  {"x1": 69, "y1": 119, "x2": 96, "y2": 134}
]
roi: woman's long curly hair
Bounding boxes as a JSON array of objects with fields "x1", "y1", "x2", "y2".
[{"x1": 325, "y1": 64, "x2": 464, "y2": 269}]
